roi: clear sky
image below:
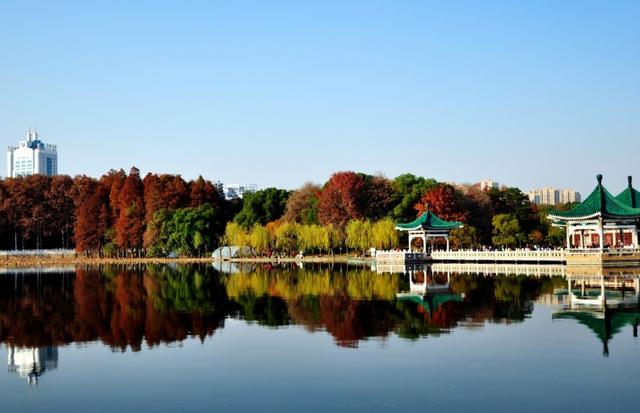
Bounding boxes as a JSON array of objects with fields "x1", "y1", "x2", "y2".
[{"x1": 1, "y1": 0, "x2": 638, "y2": 195}]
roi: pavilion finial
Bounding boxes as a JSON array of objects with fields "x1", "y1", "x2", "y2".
[
  {"x1": 628, "y1": 176, "x2": 633, "y2": 188},
  {"x1": 597, "y1": 174, "x2": 603, "y2": 185}
]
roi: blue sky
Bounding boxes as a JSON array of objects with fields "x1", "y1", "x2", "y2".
[{"x1": 1, "y1": 0, "x2": 638, "y2": 194}]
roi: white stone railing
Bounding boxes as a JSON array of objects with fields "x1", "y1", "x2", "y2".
[
  {"x1": 565, "y1": 248, "x2": 640, "y2": 255},
  {"x1": 376, "y1": 250, "x2": 427, "y2": 262},
  {"x1": 431, "y1": 249, "x2": 565, "y2": 262}
]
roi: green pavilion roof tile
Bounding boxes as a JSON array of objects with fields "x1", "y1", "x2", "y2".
[
  {"x1": 395, "y1": 210, "x2": 463, "y2": 231},
  {"x1": 548, "y1": 175, "x2": 640, "y2": 221},
  {"x1": 615, "y1": 176, "x2": 640, "y2": 209}
]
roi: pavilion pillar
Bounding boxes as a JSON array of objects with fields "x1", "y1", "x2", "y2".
[
  {"x1": 408, "y1": 234, "x2": 413, "y2": 251},
  {"x1": 423, "y1": 235, "x2": 427, "y2": 254},
  {"x1": 633, "y1": 230, "x2": 639, "y2": 249},
  {"x1": 446, "y1": 236, "x2": 450, "y2": 251},
  {"x1": 566, "y1": 227, "x2": 572, "y2": 249},
  {"x1": 581, "y1": 229, "x2": 586, "y2": 249},
  {"x1": 598, "y1": 219, "x2": 604, "y2": 250},
  {"x1": 619, "y1": 228, "x2": 624, "y2": 248}
]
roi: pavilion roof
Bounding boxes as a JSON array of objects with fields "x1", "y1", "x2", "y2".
[
  {"x1": 548, "y1": 175, "x2": 640, "y2": 222},
  {"x1": 615, "y1": 176, "x2": 640, "y2": 209},
  {"x1": 397, "y1": 293, "x2": 464, "y2": 313},
  {"x1": 395, "y1": 210, "x2": 463, "y2": 231}
]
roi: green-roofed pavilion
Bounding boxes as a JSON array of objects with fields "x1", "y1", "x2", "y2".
[
  {"x1": 395, "y1": 210, "x2": 463, "y2": 252},
  {"x1": 548, "y1": 175, "x2": 640, "y2": 249},
  {"x1": 616, "y1": 176, "x2": 640, "y2": 209}
]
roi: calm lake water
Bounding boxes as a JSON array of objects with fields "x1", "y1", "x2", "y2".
[{"x1": 0, "y1": 263, "x2": 638, "y2": 412}]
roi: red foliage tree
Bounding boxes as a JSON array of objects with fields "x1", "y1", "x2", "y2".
[
  {"x1": 115, "y1": 167, "x2": 146, "y2": 253},
  {"x1": 318, "y1": 171, "x2": 366, "y2": 227},
  {"x1": 46, "y1": 175, "x2": 75, "y2": 248},
  {"x1": 104, "y1": 169, "x2": 127, "y2": 223},
  {"x1": 161, "y1": 174, "x2": 189, "y2": 210},
  {"x1": 189, "y1": 175, "x2": 221, "y2": 208},
  {"x1": 414, "y1": 184, "x2": 469, "y2": 223},
  {"x1": 74, "y1": 176, "x2": 110, "y2": 254}
]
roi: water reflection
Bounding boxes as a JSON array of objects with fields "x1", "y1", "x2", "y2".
[
  {"x1": 0, "y1": 264, "x2": 637, "y2": 360},
  {"x1": 7, "y1": 346, "x2": 58, "y2": 386},
  {"x1": 553, "y1": 271, "x2": 640, "y2": 356}
]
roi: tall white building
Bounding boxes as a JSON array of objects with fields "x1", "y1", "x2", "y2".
[
  {"x1": 526, "y1": 187, "x2": 581, "y2": 206},
  {"x1": 224, "y1": 183, "x2": 257, "y2": 200},
  {"x1": 6, "y1": 129, "x2": 58, "y2": 178},
  {"x1": 478, "y1": 179, "x2": 500, "y2": 191}
]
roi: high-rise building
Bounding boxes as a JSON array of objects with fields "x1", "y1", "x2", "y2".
[
  {"x1": 478, "y1": 179, "x2": 500, "y2": 191},
  {"x1": 7, "y1": 129, "x2": 58, "y2": 177},
  {"x1": 526, "y1": 187, "x2": 581, "y2": 206},
  {"x1": 224, "y1": 183, "x2": 257, "y2": 200}
]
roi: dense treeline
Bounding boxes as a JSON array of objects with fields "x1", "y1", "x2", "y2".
[
  {"x1": 0, "y1": 168, "x2": 236, "y2": 255},
  {"x1": 0, "y1": 168, "x2": 572, "y2": 256}
]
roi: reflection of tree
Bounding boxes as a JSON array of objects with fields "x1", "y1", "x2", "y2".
[
  {"x1": 0, "y1": 266, "x2": 228, "y2": 351},
  {"x1": 0, "y1": 266, "x2": 566, "y2": 350}
]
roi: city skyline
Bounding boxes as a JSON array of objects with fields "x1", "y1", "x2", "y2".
[
  {"x1": 1, "y1": 1, "x2": 638, "y2": 195},
  {"x1": 0, "y1": 128, "x2": 620, "y2": 196}
]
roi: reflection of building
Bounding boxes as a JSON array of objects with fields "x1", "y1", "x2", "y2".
[
  {"x1": 553, "y1": 273, "x2": 640, "y2": 356},
  {"x1": 6, "y1": 129, "x2": 58, "y2": 177},
  {"x1": 7, "y1": 346, "x2": 59, "y2": 386},
  {"x1": 396, "y1": 268, "x2": 464, "y2": 313}
]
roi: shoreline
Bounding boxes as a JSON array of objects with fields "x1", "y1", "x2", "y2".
[{"x1": 0, "y1": 254, "x2": 356, "y2": 268}]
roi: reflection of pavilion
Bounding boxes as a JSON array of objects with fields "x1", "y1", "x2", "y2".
[
  {"x1": 553, "y1": 273, "x2": 640, "y2": 356},
  {"x1": 396, "y1": 268, "x2": 464, "y2": 313},
  {"x1": 7, "y1": 346, "x2": 59, "y2": 386}
]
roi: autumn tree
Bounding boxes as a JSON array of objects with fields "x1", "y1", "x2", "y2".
[
  {"x1": 362, "y1": 174, "x2": 395, "y2": 220},
  {"x1": 74, "y1": 176, "x2": 110, "y2": 255},
  {"x1": 415, "y1": 184, "x2": 469, "y2": 223},
  {"x1": 283, "y1": 182, "x2": 321, "y2": 224},
  {"x1": 189, "y1": 175, "x2": 222, "y2": 208},
  {"x1": 46, "y1": 175, "x2": 75, "y2": 248},
  {"x1": 318, "y1": 172, "x2": 366, "y2": 227},
  {"x1": 115, "y1": 167, "x2": 146, "y2": 255}
]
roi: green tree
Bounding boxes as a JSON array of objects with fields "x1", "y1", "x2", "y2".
[
  {"x1": 223, "y1": 222, "x2": 250, "y2": 246},
  {"x1": 160, "y1": 204, "x2": 220, "y2": 256},
  {"x1": 492, "y1": 214, "x2": 522, "y2": 248},
  {"x1": 234, "y1": 188, "x2": 291, "y2": 228},
  {"x1": 345, "y1": 219, "x2": 372, "y2": 254},
  {"x1": 390, "y1": 174, "x2": 438, "y2": 221},
  {"x1": 450, "y1": 226, "x2": 479, "y2": 250},
  {"x1": 371, "y1": 218, "x2": 398, "y2": 250},
  {"x1": 275, "y1": 222, "x2": 299, "y2": 252},
  {"x1": 249, "y1": 224, "x2": 271, "y2": 253}
]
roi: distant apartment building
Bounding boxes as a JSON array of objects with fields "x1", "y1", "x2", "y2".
[
  {"x1": 224, "y1": 183, "x2": 257, "y2": 200},
  {"x1": 526, "y1": 187, "x2": 581, "y2": 206},
  {"x1": 6, "y1": 129, "x2": 58, "y2": 178},
  {"x1": 479, "y1": 179, "x2": 500, "y2": 191}
]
